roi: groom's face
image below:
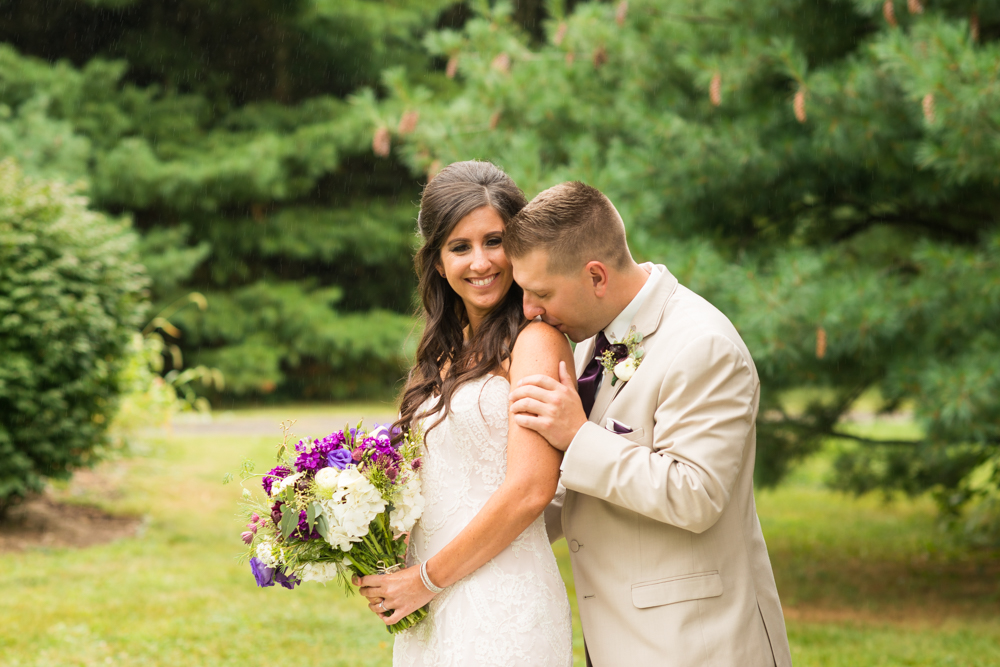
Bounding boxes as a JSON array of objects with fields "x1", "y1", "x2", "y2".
[{"x1": 512, "y1": 249, "x2": 602, "y2": 343}]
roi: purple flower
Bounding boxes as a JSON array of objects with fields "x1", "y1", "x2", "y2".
[
  {"x1": 295, "y1": 509, "x2": 322, "y2": 540},
  {"x1": 369, "y1": 424, "x2": 393, "y2": 441},
  {"x1": 323, "y1": 430, "x2": 347, "y2": 447},
  {"x1": 327, "y1": 448, "x2": 352, "y2": 470},
  {"x1": 262, "y1": 466, "x2": 292, "y2": 495},
  {"x1": 271, "y1": 501, "x2": 284, "y2": 527},
  {"x1": 294, "y1": 448, "x2": 323, "y2": 473},
  {"x1": 351, "y1": 446, "x2": 364, "y2": 462},
  {"x1": 250, "y1": 557, "x2": 275, "y2": 587},
  {"x1": 607, "y1": 343, "x2": 629, "y2": 364},
  {"x1": 274, "y1": 568, "x2": 299, "y2": 590},
  {"x1": 241, "y1": 531, "x2": 254, "y2": 545},
  {"x1": 412, "y1": 457, "x2": 422, "y2": 470},
  {"x1": 386, "y1": 466, "x2": 398, "y2": 482}
]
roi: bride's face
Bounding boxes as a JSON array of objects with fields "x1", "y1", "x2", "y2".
[{"x1": 437, "y1": 206, "x2": 514, "y2": 330}]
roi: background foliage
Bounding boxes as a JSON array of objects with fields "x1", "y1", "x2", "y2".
[
  {"x1": 0, "y1": 0, "x2": 997, "y2": 519},
  {"x1": 0, "y1": 159, "x2": 147, "y2": 512}
]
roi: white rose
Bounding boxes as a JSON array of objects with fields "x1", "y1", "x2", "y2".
[
  {"x1": 300, "y1": 561, "x2": 341, "y2": 584},
  {"x1": 613, "y1": 356, "x2": 638, "y2": 382},
  {"x1": 314, "y1": 467, "x2": 340, "y2": 493}
]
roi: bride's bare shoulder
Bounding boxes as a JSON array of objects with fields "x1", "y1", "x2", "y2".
[{"x1": 510, "y1": 320, "x2": 573, "y2": 372}]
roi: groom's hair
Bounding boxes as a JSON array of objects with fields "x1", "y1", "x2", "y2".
[{"x1": 505, "y1": 181, "x2": 630, "y2": 274}]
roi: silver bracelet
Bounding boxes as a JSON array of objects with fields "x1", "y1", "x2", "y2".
[{"x1": 419, "y1": 560, "x2": 444, "y2": 594}]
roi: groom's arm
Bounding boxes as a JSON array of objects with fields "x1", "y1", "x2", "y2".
[
  {"x1": 543, "y1": 481, "x2": 566, "y2": 544},
  {"x1": 512, "y1": 333, "x2": 756, "y2": 534}
]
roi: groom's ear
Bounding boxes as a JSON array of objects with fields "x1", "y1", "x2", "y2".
[{"x1": 585, "y1": 261, "x2": 610, "y2": 297}]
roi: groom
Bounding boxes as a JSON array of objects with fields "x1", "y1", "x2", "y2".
[{"x1": 507, "y1": 182, "x2": 792, "y2": 667}]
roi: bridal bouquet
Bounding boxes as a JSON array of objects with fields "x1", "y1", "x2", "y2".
[{"x1": 231, "y1": 420, "x2": 427, "y2": 633}]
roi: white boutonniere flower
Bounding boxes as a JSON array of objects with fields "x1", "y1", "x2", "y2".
[{"x1": 600, "y1": 326, "x2": 645, "y2": 386}]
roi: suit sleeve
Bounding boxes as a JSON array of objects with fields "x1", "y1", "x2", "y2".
[
  {"x1": 543, "y1": 480, "x2": 566, "y2": 544},
  {"x1": 559, "y1": 333, "x2": 757, "y2": 534}
]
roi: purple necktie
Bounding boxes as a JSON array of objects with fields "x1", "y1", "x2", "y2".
[{"x1": 577, "y1": 332, "x2": 611, "y2": 418}]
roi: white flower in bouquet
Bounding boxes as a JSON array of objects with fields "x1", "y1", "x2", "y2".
[
  {"x1": 272, "y1": 471, "x2": 303, "y2": 496},
  {"x1": 317, "y1": 465, "x2": 387, "y2": 551},
  {"x1": 300, "y1": 561, "x2": 341, "y2": 584},
  {"x1": 314, "y1": 467, "x2": 340, "y2": 496},
  {"x1": 390, "y1": 481, "x2": 425, "y2": 533},
  {"x1": 256, "y1": 539, "x2": 278, "y2": 568},
  {"x1": 322, "y1": 520, "x2": 356, "y2": 551}
]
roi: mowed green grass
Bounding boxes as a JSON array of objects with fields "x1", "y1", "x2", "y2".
[{"x1": 1, "y1": 409, "x2": 998, "y2": 666}]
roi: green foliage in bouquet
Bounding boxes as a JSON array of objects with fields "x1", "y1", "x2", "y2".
[
  {"x1": 375, "y1": 0, "x2": 1000, "y2": 518},
  {"x1": 0, "y1": 159, "x2": 148, "y2": 513}
]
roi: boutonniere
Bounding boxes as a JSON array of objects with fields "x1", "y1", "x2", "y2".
[{"x1": 600, "y1": 326, "x2": 645, "y2": 386}]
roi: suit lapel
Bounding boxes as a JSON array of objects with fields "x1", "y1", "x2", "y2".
[
  {"x1": 590, "y1": 266, "x2": 679, "y2": 424},
  {"x1": 574, "y1": 337, "x2": 596, "y2": 380}
]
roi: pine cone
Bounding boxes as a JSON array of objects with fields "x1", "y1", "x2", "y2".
[
  {"x1": 710, "y1": 72, "x2": 722, "y2": 107},
  {"x1": 398, "y1": 110, "x2": 419, "y2": 135},
  {"x1": 593, "y1": 46, "x2": 608, "y2": 69},
  {"x1": 816, "y1": 327, "x2": 827, "y2": 360},
  {"x1": 427, "y1": 160, "x2": 442, "y2": 182},
  {"x1": 554, "y1": 22, "x2": 568, "y2": 46},
  {"x1": 446, "y1": 55, "x2": 459, "y2": 79},
  {"x1": 372, "y1": 127, "x2": 391, "y2": 157},
  {"x1": 492, "y1": 52, "x2": 511, "y2": 74},
  {"x1": 883, "y1": 1, "x2": 897, "y2": 27},
  {"x1": 907, "y1": 0, "x2": 923, "y2": 14},
  {"x1": 922, "y1": 93, "x2": 935, "y2": 124},
  {"x1": 616, "y1": 1, "x2": 628, "y2": 27},
  {"x1": 794, "y1": 89, "x2": 807, "y2": 123}
]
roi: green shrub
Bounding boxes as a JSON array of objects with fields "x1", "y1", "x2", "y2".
[{"x1": 0, "y1": 158, "x2": 147, "y2": 513}]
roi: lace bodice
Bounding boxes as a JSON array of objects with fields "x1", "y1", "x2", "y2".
[{"x1": 394, "y1": 374, "x2": 572, "y2": 667}]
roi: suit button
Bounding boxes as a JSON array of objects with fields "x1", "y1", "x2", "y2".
[{"x1": 569, "y1": 539, "x2": 581, "y2": 552}]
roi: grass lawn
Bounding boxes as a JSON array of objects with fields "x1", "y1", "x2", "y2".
[{"x1": 1, "y1": 406, "x2": 997, "y2": 666}]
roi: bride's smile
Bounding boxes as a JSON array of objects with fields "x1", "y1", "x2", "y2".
[{"x1": 466, "y1": 273, "x2": 498, "y2": 287}]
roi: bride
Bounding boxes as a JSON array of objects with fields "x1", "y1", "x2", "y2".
[{"x1": 357, "y1": 160, "x2": 574, "y2": 666}]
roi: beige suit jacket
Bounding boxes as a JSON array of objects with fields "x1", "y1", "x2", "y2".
[{"x1": 545, "y1": 266, "x2": 792, "y2": 667}]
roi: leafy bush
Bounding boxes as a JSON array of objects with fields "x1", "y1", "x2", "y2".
[{"x1": 0, "y1": 159, "x2": 147, "y2": 513}]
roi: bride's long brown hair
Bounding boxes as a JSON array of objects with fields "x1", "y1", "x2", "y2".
[{"x1": 393, "y1": 161, "x2": 528, "y2": 439}]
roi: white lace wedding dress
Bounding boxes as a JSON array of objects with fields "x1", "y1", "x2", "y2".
[{"x1": 393, "y1": 374, "x2": 573, "y2": 667}]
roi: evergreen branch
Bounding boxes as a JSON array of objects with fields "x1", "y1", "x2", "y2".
[
  {"x1": 659, "y1": 13, "x2": 732, "y2": 25},
  {"x1": 831, "y1": 212, "x2": 980, "y2": 244},
  {"x1": 827, "y1": 430, "x2": 925, "y2": 447}
]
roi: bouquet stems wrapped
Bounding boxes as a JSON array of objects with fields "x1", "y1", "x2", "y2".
[{"x1": 231, "y1": 420, "x2": 427, "y2": 634}]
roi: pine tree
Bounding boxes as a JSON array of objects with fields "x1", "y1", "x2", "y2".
[{"x1": 0, "y1": 0, "x2": 455, "y2": 399}]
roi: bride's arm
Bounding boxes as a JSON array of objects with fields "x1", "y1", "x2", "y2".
[{"x1": 358, "y1": 321, "x2": 573, "y2": 625}]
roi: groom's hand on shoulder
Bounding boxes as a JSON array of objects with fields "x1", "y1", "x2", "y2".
[{"x1": 508, "y1": 361, "x2": 586, "y2": 452}]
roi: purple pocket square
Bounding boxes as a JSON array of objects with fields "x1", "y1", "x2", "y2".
[{"x1": 606, "y1": 418, "x2": 633, "y2": 434}]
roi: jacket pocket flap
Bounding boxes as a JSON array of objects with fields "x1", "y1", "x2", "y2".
[
  {"x1": 631, "y1": 571, "x2": 723, "y2": 609},
  {"x1": 619, "y1": 427, "x2": 645, "y2": 442}
]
